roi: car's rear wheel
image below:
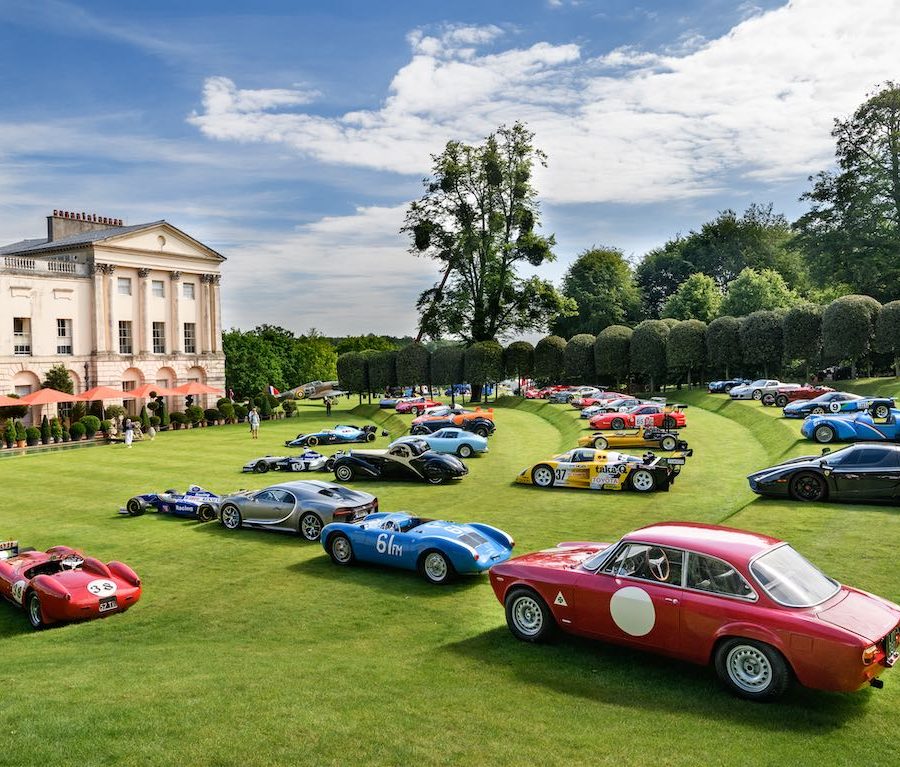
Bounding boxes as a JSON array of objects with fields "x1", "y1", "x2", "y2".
[
  {"x1": 531, "y1": 464, "x2": 555, "y2": 488},
  {"x1": 27, "y1": 591, "x2": 46, "y2": 630},
  {"x1": 775, "y1": 395, "x2": 789, "y2": 408},
  {"x1": 505, "y1": 588, "x2": 555, "y2": 642},
  {"x1": 299, "y1": 512, "x2": 323, "y2": 542},
  {"x1": 410, "y1": 406, "x2": 419, "y2": 416},
  {"x1": 125, "y1": 497, "x2": 146, "y2": 516},
  {"x1": 789, "y1": 472, "x2": 828, "y2": 502},
  {"x1": 611, "y1": 417, "x2": 625, "y2": 430},
  {"x1": 220, "y1": 504, "x2": 242, "y2": 530},
  {"x1": 761, "y1": 393, "x2": 775, "y2": 406},
  {"x1": 328, "y1": 533, "x2": 354, "y2": 565},
  {"x1": 660, "y1": 435, "x2": 677, "y2": 451},
  {"x1": 307, "y1": 435, "x2": 319, "y2": 447},
  {"x1": 662, "y1": 416, "x2": 676, "y2": 429},
  {"x1": 715, "y1": 638, "x2": 790, "y2": 701},
  {"x1": 334, "y1": 464, "x2": 354, "y2": 482},
  {"x1": 457, "y1": 444, "x2": 473, "y2": 458},
  {"x1": 593, "y1": 436, "x2": 609, "y2": 450},
  {"x1": 752, "y1": 389, "x2": 763, "y2": 400},
  {"x1": 630, "y1": 469, "x2": 656, "y2": 492},
  {"x1": 253, "y1": 460, "x2": 269, "y2": 473},
  {"x1": 197, "y1": 504, "x2": 217, "y2": 523},
  {"x1": 418, "y1": 550, "x2": 455, "y2": 584},
  {"x1": 424, "y1": 465, "x2": 446, "y2": 485},
  {"x1": 474, "y1": 425, "x2": 489, "y2": 437},
  {"x1": 365, "y1": 431, "x2": 376, "y2": 442},
  {"x1": 873, "y1": 403, "x2": 890, "y2": 419},
  {"x1": 813, "y1": 424, "x2": 835, "y2": 444},
  {"x1": 812, "y1": 406, "x2": 825, "y2": 415}
]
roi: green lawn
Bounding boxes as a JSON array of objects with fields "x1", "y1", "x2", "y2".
[{"x1": 1, "y1": 392, "x2": 899, "y2": 766}]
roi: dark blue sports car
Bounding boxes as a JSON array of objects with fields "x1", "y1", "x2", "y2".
[
  {"x1": 783, "y1": 391, "x2": 883, "y2": 418},
  {"x1": 122, "y1": 485, "x2": 221, "y2": 521},
  {"x1": 707, "y1": 378, "x2": 751, "y2": 393},
  {"x1": 321, "y1": 511, "x2": 514, "y2": 584}
]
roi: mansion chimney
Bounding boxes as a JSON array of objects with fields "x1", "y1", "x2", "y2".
[{"x1": 47, "y1": 209, "x2": 124, "y2": 242}]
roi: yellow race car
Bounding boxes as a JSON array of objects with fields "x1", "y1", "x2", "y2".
[
  {"x1": 577, "y1": 427, "x2": 691, "y2": 453},
  {"x1": 515, "y1": 447, "x2": 688, "y2": 493}
]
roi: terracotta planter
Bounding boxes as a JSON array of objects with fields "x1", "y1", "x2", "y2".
[{"x1": 16, "y1": 440, "x2": 26, "y2": 448}]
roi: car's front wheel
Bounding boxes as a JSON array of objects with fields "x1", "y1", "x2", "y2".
[
  {"x1": 328, "y1": 533, "x2": 354, "y2": 566},
  {"x1": 424, "y1": 465, "x2": 447, "y2": 485},
  {"x1": 457, "y1": 444, "x2": 473, "y2": 458},
  {"x1": 27, "y1": 591, "x2": 47, "y2": 630},
  {"x1": 662, "y1": 416, "x2": 676, "y2": 429},
  {"x1": 505, "y1": 588, "x2": 555, "y2": 643},
  {"x1": 593, "y1": 436, "x2": 609, "y2": 450},
  {"x1": 660, "y1": 435, "x2": 677, "y2": 451},
  {"x1": 812, "y1": 406, "x2": 825, "y2": 415},
  {"x1": 752, "y1": 389, "x2": 763, "y2": 400},
  {"x1": 813, "y1": 424, "x2": 835, "y2": 444},
  {"x1": 299, "y1": 512, "x2": 323, "y2": 542},
  {"x1": 334, "y1": 464, "x2": 354, "y2": 482},
  {"x1": 790, "y1": 472, "x2": 828, "y2": 502},
  {"x1": 531, "y1": 464, "x2": 555, "y2": 488},
  {"x1": 220, "y1": 504, "x2": 243, "y2": 530},
  {"x1": 365, "y1": 431, "x2": 376, "y2": 443},
  {"x1": 125, "y1": 497, "x2": 146, "y2": 516},
  {"x1": 418, "y1": 550, "x2": 455, "y2": 584},
  {"x1": 324, "y1": 457, "x2": 335, "y2": 472},
  {"x1": 630, "y1": 469, "x2": 656, "y2": 492},
  {"x1": 474, "y1": 425, "x2": 489, "y2": 438},
  {"x1": 611, "y1": 417, "x2": 625, "y2": 430},
  {"x1": 253, "y1": 460, "x2": 269, "y2": 473},
  {"x1": 714, "y1": 638, "x2": 790, "y2": 701}
]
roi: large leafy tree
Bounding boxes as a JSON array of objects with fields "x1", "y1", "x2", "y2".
[
  {"x1": 661, "y1": 273, "x2": 722, "y2": 322},
  {"x1": 42, "y1": 364, "x2": 74, "y2": 394},
  {"x1": 706, "y1": 316, "x2": 743, "y2": 378},
  {"x1": 822, "y1": 294, "x2": 881, "y2": 378},
  {"x1": 795, "y1": 83, "x2": 900, "y2": 302},
  {"x1": 404, "y1": 122, "x2": 572, "y2": 344},
  {"x1": 635, "y1": 241, "x2": 696, "y2": 318},
  {"x1": 720, "y1": 267, "x2": 798, "y2": 317},
  {"x1": 594, "y1": 325, "x2": 632, "y2": 387},
  {"x1": 223, "y1": 330, "x2": 283, "y2": 398},
  {"x1": 550, "y1": 247, "x2": 640, "y2": 337}
]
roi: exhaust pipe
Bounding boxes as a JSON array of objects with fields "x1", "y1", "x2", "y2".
[{"x1": 870, "y1": 678, "x2": 884, "y2": 689}]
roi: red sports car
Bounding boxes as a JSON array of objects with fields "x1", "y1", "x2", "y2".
[
  {"x1": 0, "y1": 540, "x2": 142, "y2": 629},
  {"x1": 490, "y1": 522, "x2": 900, "y2": 700},
  {"x1": 589, "y1": 403, "x2": 686, "y2": 431},
  {"x1": 395, "y1": 397, "x2": 442, "y2": 415},
  {"x1": 530, "y1": 385, "x2": 568, "y2": 399},
  {"x1": 761, "y1": 385, "x2": 834, "y2": 408},
  {"x1": 572, "y1": 392, "x2": 627, "y2": 408}
]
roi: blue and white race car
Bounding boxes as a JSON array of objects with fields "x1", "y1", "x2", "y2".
[
  {"x1": 389, "y1": 428, "x2": 488, "y2": 458},
  {"x1": 285, "y1": 424, "x2": 380, "y2": 448},
  {"x1": 801, "y1": 402, "x2": 900, "y2": 444},
  {"x1": 122, "y1": 485, "x2": 222, "y2": 521},
  {"x1": 242, "y1": 450, "x2": 334, "y2": 474},
  {"x1": 321, "y1": 511, "x2": 514, "y2": 584},
  {"x1": 783, "y1": 392, "x2": 886, "y2": 418}
]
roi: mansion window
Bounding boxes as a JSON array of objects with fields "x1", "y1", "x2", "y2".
[
  {"x1": 122, "y1": 380, "x2": 136, "y2": 393},
  {"x1": 152, "y1": 280, "x2": 165, "y2": 298},
  {"x1": 118, "y1": 321, "x2": 133, "y2": 355},
  {"x1": 183, "y1": 282, "x2": 195, "y2": 299},
  {"x1": 57, "y1": 318, "x2": 73, "y2": 355},
  {"x1": 152, "y1": 322, "x2": 166, "y2": 354},
  {"x1": 13, "y1": 318, "x2": 31, "y2": 355},
  {"x1": 117, "y1": 277, "x2": 132, "y2": 295},
  {"x1": 184, "y1": 322, "x2": 197, "y2": 354}
]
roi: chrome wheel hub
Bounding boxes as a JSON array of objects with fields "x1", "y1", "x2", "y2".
[
  {"x1": 513, "y1": 596, "x2": 542, "y2": 636},
  {"x1": 727, "y1": 645, "x2": 772, "y2": 692},
  {"x1": 424, "y1": 553, "x2": 447, "y2": 581},
  {"x1": 301, "y1": 515, "x2": 321, "y2": 540}
]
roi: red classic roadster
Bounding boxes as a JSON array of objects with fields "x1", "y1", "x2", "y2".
[{"x1": 490, "y1": 522, "x2": 899, "y2": 700}]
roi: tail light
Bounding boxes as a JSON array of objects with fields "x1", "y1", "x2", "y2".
[
  {"x1": 862, "y1": 645, "x2": 878, "y2": 665},
  {"x1": 333, "y1": 508, "x2": 352, "y2": 519}
]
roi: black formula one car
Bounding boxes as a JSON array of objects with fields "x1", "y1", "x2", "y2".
[
  {"x1": 285, "y1": 424, "x2": 380, "y2": 448},
  {"x1": 331, "y1": 439, "x2": 468, "y2": 485},
  {"x1": 747, "y1": 443, "x2": 900, "y2": 503}
]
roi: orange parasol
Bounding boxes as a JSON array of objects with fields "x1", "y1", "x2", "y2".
[
  {"x1": 76, "y1": 385, "x2": 136, "y2": 402},
  {"x1": 172, "y1": 382, "x2": 225, "y2": 396},
  {"x1": 127, "y1": 383, "x2": 181, "y2": 399},
  {"x1": 17, "y1": 388, "x2": 78, "y2": 405}
]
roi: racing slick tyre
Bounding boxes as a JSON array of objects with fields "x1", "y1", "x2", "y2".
[
  {"x1": 457, "y1": 444, "x2": 474, "y2": 459},
  {"x1": 253, "y1": 460, "x2": 270, "y2": 473},
  {"x1": 27, "y1": 591, "x2": 47, "y2": 630},
  {"x1": 714, "y1": 638, "x2": 790, "y2": 702},
  {"x1": 662, "y1": 416, "x2": 676, "y2": 430},
  {"x1": 220, "y1": 504, "x2": 243, "y2": 531},
  {"x1": 761, "y1": 393, "x2": 776, "y2": 406},
  {"x1": 775, "y1": 395, "x2": 789, "y2": 408},
  {"x1": 531, "y1": 464, "x2": 555, "y2": 488},
  {"x1": 593, "y1": 435, "x2": 609, "y2": 450},
  {"x1": 197, "y1": 504, "x2": 217, "y2": 523},
  {"x1": 366, "y1": 431, "x2": 376, "y2": 442},
  {"x1": 873, "y1": 403, "x2": 890, "y2": 419},
  {"x1": 660, "y1": 435, "x2": 677, "y2": 451},
  {"x1": 505, "y1": 588, "x2": 556, "y2": 643},
  {"x1": 306, "y1": 435, "x2": 319, "y2": 447},
  {"x1": 334, "y1": 464, "x2": 354, "y2": 482},
  {"x1": 328, "y1": 533, "x2": 354, "y2": 566},
  {"x1": 813, "y1": 424, "x2": 836, "y2": 444},
  {"x1": 752, "y1": 389, "x2": 763, "y2": 400},
  {"x1": 611, "y1": 417, "x2": 626, "y2": 430},
  {"x1": 324, "y1": 457, "x2": 336, "y2": 472},
  {"x1": 789, "y1": 472, "x2": 828, "y2": 502},
  {"x1": 410, "y1": 406, "x2": 420, "y2": 416},
  {"x1": 418, "y1": 550, "x2": 455, "y2": 585},
  {"x1": 630, "y1": 469, "x2": 656, "y2": 493},
  {"x1": 811, "y1": 406, "x2": 825, "y2": 415},
  {"x1": 299, "y1": 512, "x2": 323, "y2": 542},
  {"x1": 424, "y1": 464, "x2": 447, "y2": 485},
  {"x1": 125, "y1": 497, "x2": 147, "y2": 516},
  {"x1": 474, "y1": 425, "x2": 489, "y2": 438}
]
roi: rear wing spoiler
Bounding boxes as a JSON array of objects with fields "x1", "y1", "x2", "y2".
[
  {"x1": 642, "y1": 450, "x2": 692, "y2": 467},
  {"x1": 0, "y1": 540, "x2": 20, "y2": 560}
]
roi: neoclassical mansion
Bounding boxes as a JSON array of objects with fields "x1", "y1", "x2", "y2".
[{"x1": 0, "y1": 210, "x2": 225, "y2": 412}]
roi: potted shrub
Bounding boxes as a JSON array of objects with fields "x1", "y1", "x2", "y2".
[
  {"x1": 233, "y1": 404, "x2": 247, "y2": 422},
  {"x1": 100, "y1": 419, "x2": 112, "y2": 437},
  {"x1": 15, "y1": 420, "x2": 27, "y2": 448},
  {"x1": 169, "y1": 411, "x2": 187, "y2": 430},
  {"x1": 282, "y1": 399, "x2": 297, "y2": 418},
  {"x1": 219, "y1": 402, "x2": 235, "y2": 423},
  {"x1": 159, "y1": 400, "x2": 170, "y2": 430},
  {"x1": 50, "y1": 418, "x2": 63, "y2": 444},
  {"x1": 70, "y1": 421, "x2": 86, "y2": 441},
  {"x1": 3, "y1": 420, "x2": 14, "y2": 448},
  {"x1": 204, "y1": 408, "x2": 220, "y2": 425},
  {"x1": 61, "y1": 427, "x2": 71, "y2": 442},
  {"x1": 80, "y1": 415, "x2": 101, "y2": 439},
  {"x1": 25, "y1": 426, "x2": 41, "y2": 446},
  {"x1": 40, "y1": 415, "x2": 51, "y2": 445},
  {"x1": 149, "y1": 415, "x2": 160, "y2": 429},
  {"x1": 106, "y1": 404, "x2": 126, "y2": 422},
  {"x1": 186, "y1": 405, "x2": 204, "y2": 428},
  {"x1": 140, "y1": 405, "x2": 150, "y2": 431}
]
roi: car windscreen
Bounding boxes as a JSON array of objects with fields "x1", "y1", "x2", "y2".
[{"x1": 749, "y1": 545, "x2": 839, "y2": 607}]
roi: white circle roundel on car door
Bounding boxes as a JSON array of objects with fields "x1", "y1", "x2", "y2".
[
  {"x1": 829, "y1": 401, "x2": 841, "y2": 413},
  {"x1": 609, "y1": 586, "x2": 656, "y2": 636}
]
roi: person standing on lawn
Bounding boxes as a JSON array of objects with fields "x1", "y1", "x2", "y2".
[
  {"x1": 325, "y1": 397, "x2": 332, "y2": 417},
  {"x1": 248, "y1": 407, "x2": 260, "y2": 439},
  {"x1": 123, "y1": 416, "x2": 134, "y2": 448}
]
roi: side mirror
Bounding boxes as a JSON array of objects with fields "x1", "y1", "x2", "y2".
[{"x1": 820, "y1": 447, "x2": 831, "y2": 455}]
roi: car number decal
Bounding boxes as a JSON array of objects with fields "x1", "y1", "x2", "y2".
[
  {"x1": 634, "y1": 415, "x2": 653, "y2": 427},
  {"x1": 11, "y1": 579, "x2": 27, "y2": 604},
  {"x1": 87, "y1": 579, "x2": 118, "y2": 597},
  {"x1": 376, "y1": 533, "x2": 403, "y2": 556},
  {"x1": 609, "y1": 586, "x2": 656, "y2": 636},
  {"x1": 554, "y1": 467, "x2": 569, "y2": 482}
]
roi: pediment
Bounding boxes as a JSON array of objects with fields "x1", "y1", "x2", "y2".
[{"x1": 100, "y1": 223, "x2": 225, "y2": 262}]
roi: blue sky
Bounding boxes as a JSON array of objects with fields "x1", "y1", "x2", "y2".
[{"x1": 1, "y1": 0, "x2": 897, "y2": 337}]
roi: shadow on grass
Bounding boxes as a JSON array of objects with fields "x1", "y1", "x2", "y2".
[
  {"x1": 0, "y1": 609, "x2": 34, "y2": 637},
  {"x1": 288, "y1": 553, "x2": 484, "y2": 597},
  {"x1": 444, "y1": 627, "x2": 872, "y2": 730},
  {"x1": 741, "y1": 495, "x2": 899, "y2": 517}
]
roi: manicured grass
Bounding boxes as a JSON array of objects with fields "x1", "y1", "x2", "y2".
[{"x1": 1, "y1": 394, "x2": 898, "y2": 766}]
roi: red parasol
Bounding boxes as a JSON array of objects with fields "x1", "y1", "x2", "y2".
[
  {"x1": 76, "y1": 385, "x2": 136, "y2": 402},
  {"x1": 127, "y1": 383, "x2": 181, "y2": 399},
  {"x1": 17, "y1": 388, "x2": 78, "y2": 405},
  {"x1": 172, "y1": 382, "x2": 225, "y2": 396}
]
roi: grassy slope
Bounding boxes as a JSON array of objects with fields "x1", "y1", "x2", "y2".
[{"x1": 0, "y1": 395, "x2": 898, "y2": 766}]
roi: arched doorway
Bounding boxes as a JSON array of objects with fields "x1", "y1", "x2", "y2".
[
  {"x1": 156, "y1": 366, "x2": 177, "y2": 415},
  {"x1": 185, "y1": 366, "x2": 208, "y2": 408},
  {"x1": 12, "y1": 371, "x2": 42, "y2": 426},
  {"x1": 121, "y1": 367, "x2": 145, "y2": 415}
]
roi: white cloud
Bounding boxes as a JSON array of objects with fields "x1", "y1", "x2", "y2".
[{"x1": 189, "y1": 1, "x2": 900, "y2": 205}]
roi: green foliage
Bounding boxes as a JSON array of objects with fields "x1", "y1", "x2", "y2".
[
  {"x1": 140, "y1": 405, "x2": 150, "y2": 430},
  {"x1": 782, "y1": 304, "x2": 823, "y2": 374},
  {"x1": 464, "y1": 341, "x2": 504, "y2": 385},
  {"x1": 876, "y1": 300, "x2": 900, "y2": 373},
  {"x1": 169, "y1": 411, "x2": 188, "y2": 426},
  {"x1": 635, "y1": 242, "x2": 696, "y2": 318},
  {"x1": 106, "y1": 404, "x2": 126, "y2": 421},
  {"x1": 186, "y1": 405, "x2": 205, "y2": 424},
  {"x1": 41, "y1": 364, "x2": 74, "y2": 394},
  {"x1": 720, "y1": 267, "x2": 798, "y2": 317},
  {"x1": 159, "y1": 400, "x2": 170, "y2": 428},
  {"x1": 822, "y1": 294, "x2": 882, "y2": 374},
  {"x1": 533, "y1": 335, "x2": 566, "y2": 381},
  {"x1": 333, "y1": 335, "x2": 405, "y2": 354},
  {"x1": 3, "y1": 420, "x2": 14, "y2": 447},
  {"x1": 149, "y1": 416, "x2": 160, "y2": 427},
  {"x1": 69, "y1": 421, "x2": 85, "y2": 439},
  {"x1": 50, "y1": 417, "x2": 62, "y2": 442},
  {"x1": 100, "y1": 419, "x2": 112, "y2": 434},
  {"x1": 404, "y1": 122, "x2": 571, "y2": 342},
  {"x1": 223, "y1": 328, "x2": 282, "y2": 398},
  {"x1": 25, "y1": 426, "x2": 41, "y2": 445},
  {"x1": 739, "y1": 311, "x2": 783, "y2": 376},
  {"x1": 396, "y1": 343, "x2": 431, "y2": 386},
  {"x1": 336, "y1": 352, "x2": 367, "y2": 394},
  {"x1": 15, "y1": 421, "x2": 26, "y2": 441},
  {"x1": 69, "y1": 401, "x2": 86, "y2": 426},
  {"x1": 661, "y1": 273, "x2": 722, "y2": 322},
  {"x1": 563, "y1": 334, "x2": 596, "y2": 382},
  {"x1": 80, "y1": 415, "x2": 101, "y2": 438},
  {"x1": 204, "y1": 408, "x2": 221, "y2": 423},
  {"x1": 431, "y1": 346, "x2": 465, "y2": 385},
  {"x1": 279, "y1": 400, "x2": 294, "y2": 418},
  {"x1": 551, "y1": 247, "x2": 641, "y2": 336},
  {"x1": 232, "y1": 404, "x2": 247, "y2": 421},
  {"x1": 219, "y1": 402, "x2": 236, "y2": 421},
  {"x1": 630, "y1": 320, "x2": 670, "y2": 391},
  {"x1": 502, "y1": 341, "x2": 535, "y2": 379},
  {"x1": 706, "y1": 316, "x2": 743, "y2": 377},
  {"x1": 40, "y1": 415, "x2": 51, "y2": 444},
  {"x1": 666, "y1": 320, "x2": 707, "y2": 383},
  {"x1": 594, "y1": 325, "x2": 632, "y2": 385},
  {"x1": 367, "y1": 350, "x2": 398, "y2": 392},
  {"x1": 0, "y1": 393, "x2": 28, "y2": 420}
]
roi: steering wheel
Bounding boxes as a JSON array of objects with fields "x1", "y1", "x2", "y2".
[
  {"x1": 382, "y1": 519, "x2": 399, "y2": 532},
  {"x1": 645, "y1": 548, "x2": 670, "y2": 582},
  {"x1": 392, "y1": 444, "x2": 411, "y2": 458},
  {"x1": 60, "y1": 554, "x2": 84, "y2": 571}
]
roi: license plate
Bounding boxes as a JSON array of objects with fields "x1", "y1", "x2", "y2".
[
  {"x1": 668, "y1": 457, "x2": 685, "y2": 465},
  {"x1": 99, "y1": 596, "x2": 118, "y2": 613}
]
